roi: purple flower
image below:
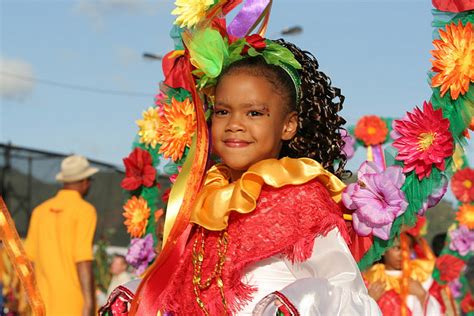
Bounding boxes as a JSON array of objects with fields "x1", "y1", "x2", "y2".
[
  {"x1": 342, "y1": 161, "x2": 408, "y2": 240},
  {"x1": 417, "y1": 174, "x2": 448, "y2": 215},
  {"x1": 126, "y1": 233, "x2": 157, "y2": 275},
  {"x1": 449, "y1": 279, "x2": 463, "y2": 299},
  {"x1": 341, "y1": 130, "x2": 355, "y2": 159},
  {"x1": 449, "y1": 225, "x2": 474, "y2": 256}
]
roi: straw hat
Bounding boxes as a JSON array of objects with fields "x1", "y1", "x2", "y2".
[{"x1": 56, "y1": 155, "x2": 99, "y2": 183}]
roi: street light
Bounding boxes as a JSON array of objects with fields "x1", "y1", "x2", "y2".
[
  {"x1": 280, "y1": 25, "x2": 303, "y2": 36},
  {"x1": 142, "y1": 52, "x2": 163, "y2": 61}
]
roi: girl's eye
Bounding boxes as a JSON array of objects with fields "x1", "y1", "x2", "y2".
[
  {"x1": 214, "y1": 109, "x2": 228, "y2": 116},
  {"x1": 248, "y1": 110, "x2": 264, "y2": 117}
]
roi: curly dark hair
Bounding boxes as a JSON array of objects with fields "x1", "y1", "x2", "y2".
[{"x1": 217, "y1": 39, "x2": 349, "y2": 179}]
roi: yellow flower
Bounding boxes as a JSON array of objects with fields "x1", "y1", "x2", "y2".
[
  {"x1": 157, "y1": 98, "x2": 196, "y2": 161},
  {"x1": 456, "y1": 204, "x2": 474, "y2": 229},
  {"x1": 136, "y1": 107, "x2": 161, "y2": 148},
  {"x1": 123, "y1": 196, "x2": 150, "y2": 238},
  {"x1": 171, "y1": 0, "x2": 214, "y2": 29},
  {"x1": 431, "y1": 21, "x2": 474, "y2": 100}
]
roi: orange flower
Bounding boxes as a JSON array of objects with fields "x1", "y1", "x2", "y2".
[
  {"x1": 123, "y1": 196, "x2": 150, "y2": 238},
  {"x1": 431, "y1": 21, "x2": 473, "y2": 100},
  {"x1": 456, "y1": 204, "x2": 474, "y2": 229},
  {"x1": 136, "y1": 107, "x2": 161, "y2": 148},
  {"x1": 154, "y1": 208, "x2": 164, "y2": 223},
  {"x1": 157, "y1": 98, "x2": 196, "y2": 161},
  {"x1": 354, "y1": 115, "x2": 388, "y2": 146}
]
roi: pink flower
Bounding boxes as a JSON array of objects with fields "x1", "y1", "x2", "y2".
[
  {"x1": 341, "y1": 129, "x2": 355, "y2": 159},
  {"x1": 449, "y1": 225, "x2": 474, "y2": 256},
  {"x1": 342, "y1": 161, "x2": 408, "y2": 240}
]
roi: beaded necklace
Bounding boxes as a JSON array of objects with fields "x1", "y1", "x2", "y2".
[{"x1": 192, "y1": 226, "x2": 229, "y2": 315}]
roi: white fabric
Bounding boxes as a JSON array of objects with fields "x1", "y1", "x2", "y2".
[
  {"x1": 237, "y1": 228, "x2": 381, "y2": 315},
  {"x1": 107, "y1": 272, "x2": 133, "y2": 297},
  {"x1": 385, "y1": 270, "x2": 442, "y2": 315}
]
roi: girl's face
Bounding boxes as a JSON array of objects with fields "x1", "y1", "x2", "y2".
[
  {"x1": 384, "y1": 244, "x2": 402, "y2": 271},
  {"x1": 212, "y1": 71, "x2": 297, "y2": 179}
]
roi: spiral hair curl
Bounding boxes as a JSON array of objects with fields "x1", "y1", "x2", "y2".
[{"x1": 217, "y1": 39, "x2": 349, "y2": 179}]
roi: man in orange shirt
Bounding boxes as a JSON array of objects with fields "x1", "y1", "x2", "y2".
[{"x1": 25, "y1": 155, "x2": 98, "y2": 316}]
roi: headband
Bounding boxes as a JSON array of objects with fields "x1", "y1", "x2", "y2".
[{"x1": 185, "y1": 29, "x2": 302, "y2": 105}]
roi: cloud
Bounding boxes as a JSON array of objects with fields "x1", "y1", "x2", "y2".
[
  {"x1": 0, "y1": 56, "x2": 35, "y2": 100},
  {"x1": 75, "y1": 0, "x2": 160, "y2": 28}
]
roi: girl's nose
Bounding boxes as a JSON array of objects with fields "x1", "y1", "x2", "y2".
[{"x1": 225, "y1": 114, "x2": 245, "y2": 132}]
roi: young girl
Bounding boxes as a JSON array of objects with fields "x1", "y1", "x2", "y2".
[
  {"x1": 365, "y1": 234, "x2": 442, "y2": 315},
  {"x1": 101, "y1": 37, "x2": 380, "y2": 315}
]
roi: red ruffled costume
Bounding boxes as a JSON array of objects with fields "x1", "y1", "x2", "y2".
[{"x1": 157, "y1": 179, "x2": 348, "y2": 314}]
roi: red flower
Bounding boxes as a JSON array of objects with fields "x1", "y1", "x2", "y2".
[
  {"x1": 354, "y1": 115, "x2": 388, "y2": 146},
  {"x1": 432, "y1": 0, "x2": 474, "y2": 13},
  {"x1": 452, "y1": 168, "x2": 474, "y2": 203},
  {"x1": 121, "y1": 148, "x2": 156, "y2": 191},
  {"x1": 435, "y1": 254, "x2": 465, "y2": 282},
  {"x1": 162, "y1": 188, "x2": 171, "y2": 204},
  {"x1": 461, "y1": 292, "x2": 474, "y2": 313},
  {"x1": 393, "y1": 102, "x2": 454, "y2": 180},
  {"x1": 162, "y1": 51, "x2": 194, "y2": 92},
  {"x1": 242, "y1": 34, "x2": 267, "y2": 55}
]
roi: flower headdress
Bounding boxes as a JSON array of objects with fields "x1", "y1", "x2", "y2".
[{"x1": 184, "y1": 29, "x2": 302, "y2": 102}]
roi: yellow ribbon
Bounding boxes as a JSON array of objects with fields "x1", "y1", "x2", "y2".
[
  {"x1": 367, "y1": 145, "x2": 374, "y2": 162},
  {"x1": 190, "y1": 157, "x2": 346, "y2": 231},
  {"x1": 162, "y1": 133, "x2": 197, "y2": 246}
]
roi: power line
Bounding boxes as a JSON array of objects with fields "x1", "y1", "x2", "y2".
[{"x1": 0, "y1": 71, "x2": 155, "y2": 98}]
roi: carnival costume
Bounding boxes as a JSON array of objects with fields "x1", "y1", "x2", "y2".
[{"x1": 99, "y1": 1, "x2": 473, "y2": 315}]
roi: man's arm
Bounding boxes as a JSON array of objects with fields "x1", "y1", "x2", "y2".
[{"x1": 77, "y1": 260, "x2": 95, "y2": 316}]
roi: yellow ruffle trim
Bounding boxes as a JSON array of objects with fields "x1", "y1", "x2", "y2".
[
  {"x1": 190, "y1": 157, "x2": 346, "y2": 231},
  {"x1": 364, "y1": 259, "x2": 435, "y2": 293}
]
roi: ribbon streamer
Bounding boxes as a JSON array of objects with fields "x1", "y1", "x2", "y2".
[
  {"x1": 130, "y1": 71, "x2": 210, "y2": 315},
  {"x1": 228, "y1": 0, "x2": 272, "y2": 38},
  {"x1": 372, "y1": 144, "x2": 386, "y2": 171},
  {"x1": 0, "y1": 197, "x2": 45, "y2": 315}
]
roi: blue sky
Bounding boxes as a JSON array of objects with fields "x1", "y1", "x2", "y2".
[{"x1": 1, "y1": 0, "x2": 472, "y2": 175}]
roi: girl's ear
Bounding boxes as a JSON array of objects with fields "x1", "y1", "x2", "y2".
[{"x1": 282, "y1": 111, "x2": 298, "y2": 141}]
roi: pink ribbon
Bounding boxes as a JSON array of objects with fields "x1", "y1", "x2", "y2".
[
  {"x1": 228, "y1": 0, "x2": 271, "y2": 38},
  {"x1": 372, "y1": 144, "x2": 386, "y2": 171}
]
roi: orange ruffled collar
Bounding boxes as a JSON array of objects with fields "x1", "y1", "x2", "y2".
[
  {"x1": 364, "y1": 259, "x2": 435, "y2": 293},
  {"x1": 190, "y1": 157, "x2": 346, "y2": 231}
]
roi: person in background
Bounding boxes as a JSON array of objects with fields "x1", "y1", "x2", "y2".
[
  {"x1": 365, "y1": 235, "x2": 442, "y2": 315},
  {"x1": 24, "y1": 155, "x2": 98, "y2": 316},
  {"x1": 106, "y1": 254, "x2": 132, "y2": 297},
  {"x1": 431, "y1": 232, "x2": 447, "y2": 257}
]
